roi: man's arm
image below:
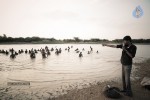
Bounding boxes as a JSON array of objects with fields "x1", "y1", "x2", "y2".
[
  {"x1": 102, "y1": 44, "x2": 117, "y2": 48},
  {"x1": 122, "y1": 47, "x2": 133, "y2": 58},
  {"x1": 122, "y1": 46, "x2": 137, "y2": 58}
]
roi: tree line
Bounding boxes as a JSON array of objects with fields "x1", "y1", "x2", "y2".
[{"x1": 0, "y1": 34, "x2": 150, "y2": 44}]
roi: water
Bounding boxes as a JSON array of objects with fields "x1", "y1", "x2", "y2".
[{"x1": 0, "y1": 44, "x2": 150, "y2": 96}]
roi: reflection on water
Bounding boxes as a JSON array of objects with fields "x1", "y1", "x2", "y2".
[{"x1": 0, "y1": 44, "x2": 150, "y2": 95}]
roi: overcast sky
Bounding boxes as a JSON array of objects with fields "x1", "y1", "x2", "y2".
[{"x1": 0, "y1": 0, "x2": 150, "y2": 40}]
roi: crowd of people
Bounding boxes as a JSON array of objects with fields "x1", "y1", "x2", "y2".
[{"x1": 0, "y1": 45, "x2": 99, "y2": 59}]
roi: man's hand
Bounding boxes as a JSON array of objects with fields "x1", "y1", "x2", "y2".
[
  {"x1": 122, "y1": 46, "x2": 127, "y2": 52},
  {"x1": 122, "y1": 46, "x2": 133, "y2": 58}
]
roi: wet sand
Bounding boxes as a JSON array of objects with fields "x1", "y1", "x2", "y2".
[
  {"x1": 0, "y1": 58, "x2": 150, "y2": 100},
  {"x1": 53, "y1": 58, "x2": 150, "y2": 100}
]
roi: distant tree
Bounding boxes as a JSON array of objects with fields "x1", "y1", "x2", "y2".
[
  {"x1": 49, "y1": 38, "x2": 56, "y2": 41},
  {"x1": 74, "y1": 37, "x2": 82, "y2": 42},
  {"x1": 0, "y1": 34, "x2": 150, "y2": 44},
  {"x1": 31, "y1": 36, "x2": 41, "y2": 41},
  {"x1": 7, "y1": 37, "x2": 14, "y2": 42},
  {"x1": 90, "y1": 38, "x2": 101, "y2": 42},
  {"x1": 3, "y1": 34, "x2": 7, "y2": 38},
  {"x1": 63, "y1": 39, "x2": 75, "y2": 42},
  {"x1": 0, "y1": 34, "x2": 7, "y2": 42},
  {"x1": 83, "y1": 39, "x2": 90, "y2": 42},
  {"x1": 112, "y1": 39, "x2": 122, "y2": 43}
]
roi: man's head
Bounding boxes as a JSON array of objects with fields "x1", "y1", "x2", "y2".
[{"x1": 123, "y1": 36, "x2": 132, "y2": 45}]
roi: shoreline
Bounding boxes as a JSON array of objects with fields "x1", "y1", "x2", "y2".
[
  {"x1": 0, "y1": 42, "x2": 150, "y2": 45},
  {"x1": 52, "y1": 58, "x2": 150, "y2": 100}
]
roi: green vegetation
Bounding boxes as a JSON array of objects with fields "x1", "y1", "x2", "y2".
[{"x1": 0, "y1": 34, "x2": 150, "y2": 44}]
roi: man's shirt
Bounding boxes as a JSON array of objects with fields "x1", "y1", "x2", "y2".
[{"x1": 117, "y1": 44, "x2": 137, "y2": 65}]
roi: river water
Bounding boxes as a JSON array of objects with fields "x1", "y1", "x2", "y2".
[{"x1": 0, "y1": 44, "x2": 150, "y2": 97}]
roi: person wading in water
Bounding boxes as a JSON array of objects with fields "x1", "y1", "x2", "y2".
[{"x1": 102, "y1": 36, "x2": 137, "y2": 97}]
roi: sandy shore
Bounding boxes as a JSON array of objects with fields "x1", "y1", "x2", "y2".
[
  {"x1": 0, "y1": 59, "x2": 150, "y2": 100},
  {"x1": 53, "y1": 59, "x2": 150, "y2": 100}
]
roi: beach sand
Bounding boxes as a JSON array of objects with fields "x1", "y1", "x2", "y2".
[{"x1": 0, "y1": 59, "x2": 150, "y2": 100}]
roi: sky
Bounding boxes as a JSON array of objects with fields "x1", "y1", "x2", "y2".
[{"x1": 0, "y1": 0, "x2": 150, "y2": 40}]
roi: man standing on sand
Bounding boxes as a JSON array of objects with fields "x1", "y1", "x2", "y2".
[{"x1": 102, "y1": 36, "x2": 137, "y2": 97}]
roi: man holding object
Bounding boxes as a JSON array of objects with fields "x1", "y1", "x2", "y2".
[{"x1": 102, "y1": 36, "x2": 137, "y2": 97}]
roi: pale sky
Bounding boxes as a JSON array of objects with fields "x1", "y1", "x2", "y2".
[{"x1": 0, "y1": 0, "x2": 150, "y2": 40}]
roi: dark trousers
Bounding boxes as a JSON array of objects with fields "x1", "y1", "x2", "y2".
[{"x1": 122, "y1": 65, "x2": 132, "y2": 92}]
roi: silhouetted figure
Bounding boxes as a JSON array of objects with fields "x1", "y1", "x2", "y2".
[
  {"x1": 29, "y1": 50, "x2": 31, "y2": 54},
  {"x1": 68, "y1": 46, "x2": 70, "y2": 49},
  {"x1": 51, "y1": 48, "x2": 54, "y2": 51},
  {"x1": 68, "y1": 49, "x2": 70, "y2": 52},
  {"x1": 67, "y1": 46, "x2": 70, "y2": 52},
  {"x1": 10, "y1": 49, "x2": 16, "y2": 58},
  {"x1": 90, "y1": 46, "x2": 93, "y2": 51},
  {"x1": 34, "y1": 49, "x2": 37, "y2": 53},
  {"x1": 10, "y1": 54, "x2": 16, "y2": 58},
  {"x1": 45, "y1": 46, "x2": 48, "y2": 50},
  {"x1": 25, "y1": 49, "x2": 28, "y2": 54},
  {"x1": 76, "y1": 51, "x2": 80, "y2": 53},
  {"x1": 15, "y1": 52, "x2": 18, "y2": 55},
  {"x1": 47, "y1": 50, "x2": 51, "y2": 55},
  {"x1": 59, "y1": 48, "x2": 62, "y2": 53},
  {"x1": 75, "y1": 48, "x2": 78, "y2": 51},
  {"x1": 87, "y1": 51, "x2": 90, "y2": 54},
  {"x1": 79, "y1": 52, "x2": 83, "y2": 57},
  {"x1": 42, "y1": 49, "x2": 47, "y2": 58},
  {"x1": 10, "y1": 48, "x2": 14, "y2": 54},
  {"x1": 1, "y1": 49, "x2": 5, "y2": 53},
  {"x1": 82, "y1": 48, "x2": 85, "y2": 51},
  {"x1": 55, "y1": 49, "x2": 59, "y2": 55},
  {"x1": 18, "y1": 50, "x2": 21, "y2": 54},
  {"x1": 21, "y1": 49, "x2": 24, "y2": 53},
  {"x1": 96, "y1": 50, "x2": 99, "y2": 53},
  {"x1": 5, "y1": 50, "x2": 9, "y2": 55},
  {"x1": 40, "y1": 48, "x2": 42, "y2": 52},
  {"x1": 30, "y1": 51, "x2": 36, "y2": 58}
]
